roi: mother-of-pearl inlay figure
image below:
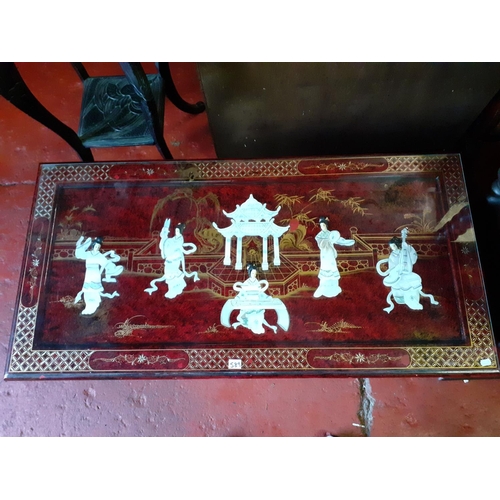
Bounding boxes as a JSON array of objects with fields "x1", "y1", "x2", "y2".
[
  {"x1": 376, "y1": 228, "x2": 439, "y2": 313},
  {"x1": 74, "y1": 236, "x2": 123, "y2": 315},
  {"x1": 220, "y1": 264, "x2": 290, "y2": 335},
  {"x1": 314, "y1": 216, "x2": 355, "y2": 298},
  {"x1": 145, "y1": 218, "x2": 199, "y2": 299}
]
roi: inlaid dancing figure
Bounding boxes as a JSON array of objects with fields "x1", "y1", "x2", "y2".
[
  {"x1": 145, "y1": 219, "x2": 199, "y2": 299},
  {"x1": 74, "y1": 236, "x2": 123, "y2": 315},
  {"x1": 220, "y1": 264, "x2": 289, "y2": 335},
  {"x1": 314, "y1": 216, "x2": 355, "y2": 298},
  {"x1": 376, "y1": 228, "x2": 439, "y2": 313}
]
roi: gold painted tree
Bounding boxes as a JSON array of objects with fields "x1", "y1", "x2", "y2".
[
  {"x1": 150, "y1": 188, "x2": 224, "y2": 253},
  {"x1": 274, "y1": 188, "x2": 369, "y2": 251}
]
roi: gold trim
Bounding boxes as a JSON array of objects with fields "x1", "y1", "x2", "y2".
[
  {"x1": 192, "y1": 159, "x2": 301, "y2": 178},
  {"x1": 9, "y1": 305, "x2": 92, "y2": 373},
  {"x1": 406, "y1": 299, "x2": 497, "y2": 369},
  {"x1": 186, "y1": 348, "x2": 310, "y2": 370},
  {"x1": 92, "y1": 353, "x2": 186, "y2": 366},
  {"x1": 314, "y1": 352, "x2": 405, "y2": 365}
]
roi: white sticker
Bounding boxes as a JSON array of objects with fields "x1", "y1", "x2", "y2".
[
  {"x1": 228, "y1": 359, "x2": 242, "y2": 369},
  {"x1": 480, "y1": 358, "x2": 492, "y2": 367}
]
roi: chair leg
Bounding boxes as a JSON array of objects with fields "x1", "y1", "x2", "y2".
[
  {"x1": 70, "y1": 63, "x2": 90, "y2": 82},
  {"x1": 0, "y1": 62, "x2": 94, "y2": 162},
  {"x1": 157, "y1": 62, "x2": 206, "y2": 114},
  {"x1": 120, "y1": 62, "x2": 173, "y2": 160}
]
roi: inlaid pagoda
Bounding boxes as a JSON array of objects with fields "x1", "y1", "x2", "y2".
[{"x1": 213, "y1": 194, "x2": 289, "y2": 270}]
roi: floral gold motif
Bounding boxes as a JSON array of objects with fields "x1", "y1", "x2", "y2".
[
  {"x1": 93, "y1": 353, "x2": 186, "y2": 366},
  {"x1": 314, "y1": 352, "x2": 404, "y2": 364},
  {"x1": 304, "y1": 161, "x2": 383, "y2": 172}
]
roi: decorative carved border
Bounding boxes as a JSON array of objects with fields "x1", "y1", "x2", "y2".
[
  {"x1": 34, "y1": 164, "x2": 112, "y2": 218},
  {"x1": 9, "y1": 305, "x2": 92, "y2": 373},
  {"x1": 386, "y1": 155, "x2": 466, "y2": 205},
  {"x1": 192, "y1": 160, "x2": 301, "y2": 179},
  {"x1": 187, "y1": 348, "x2": 310, "y2": 370},
  {"x1": 407, "y1": 299, "x2": 497, "y2": 369}
]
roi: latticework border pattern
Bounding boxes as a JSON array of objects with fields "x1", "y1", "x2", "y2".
[
  {"x1": 407, "y1": 299, "x2": 496, "y2": 369},
  {"x1": 9, "y1": 305, "x2": 92, "y2": 373},
  {"x1": 34, "y1": 164, "x2": 112, "y2": 218},
  {"x1": 186, "y1": 348, "x2": 310, "y2": 370},
  {"x1": 387, "y1": 155, "x2": 466, "y2": 205},
  {"x1": 192, "y1": 160, "x2": 301, "y2": 178}
]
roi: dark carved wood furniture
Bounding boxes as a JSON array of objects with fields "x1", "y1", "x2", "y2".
[{"x1": 0, "y1": 62, "x2": 205, "y2": 161}]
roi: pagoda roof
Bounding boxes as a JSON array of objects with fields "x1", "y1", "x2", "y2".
[
  {"x1": 223, "y1": 194, "x2": 281, "y2": 222},
  {"x1": 213, "y1": 220, "x2": 289, "y2": 237}
]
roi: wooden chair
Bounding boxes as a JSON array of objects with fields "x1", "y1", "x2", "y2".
[{"x1": 0, "y1": 62, "x2": 205, "y2": 161}]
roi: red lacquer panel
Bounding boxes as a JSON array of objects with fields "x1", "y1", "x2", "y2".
[{"x1": 5, "y1": 156, "x2": 498, "y2": 378}]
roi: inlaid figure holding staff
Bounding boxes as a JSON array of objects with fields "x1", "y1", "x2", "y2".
[{"x1": 376, "y1": 227, "x2": 439, "y2": 313}]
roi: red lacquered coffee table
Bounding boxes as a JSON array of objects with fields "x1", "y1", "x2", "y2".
[{"x1": 5, "y1": 155, "x2": 498, "y2": 379}]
